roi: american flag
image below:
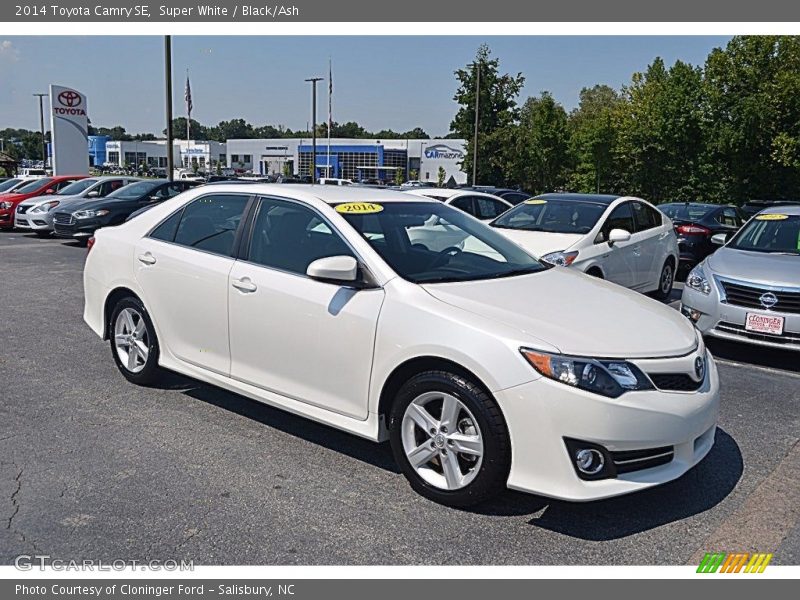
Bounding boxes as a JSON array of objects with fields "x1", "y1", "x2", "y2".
[{"x1": 185, "y1": 73, "x2": 193, "y2": 118}]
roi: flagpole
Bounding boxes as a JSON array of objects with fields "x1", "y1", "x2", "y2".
[
  {"x1": 327, "y1": 58, "x2": 332, "y2": 179},
  {"x1": 186, "y1": 69, "x2": 191, "y2": 144}
]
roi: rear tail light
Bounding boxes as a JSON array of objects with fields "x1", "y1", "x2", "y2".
[
  {"x1": 675, "y1": 224, "x2": 711, "y2": 236},
  {"x1": 87, "y1": 237, "x2": 96, "y2": 252}
]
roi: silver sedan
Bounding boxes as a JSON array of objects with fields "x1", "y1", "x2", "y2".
[{"x1": 681, "y1": 205, "x2": 800, "y2": 351}]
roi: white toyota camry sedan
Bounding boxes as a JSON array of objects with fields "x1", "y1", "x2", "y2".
[
  {"x1": 491, "y1": 193, "x2": 679, "y2": 299},
  {"x1": 83, "y1": 184, "x2": 719, "y2": 507}
]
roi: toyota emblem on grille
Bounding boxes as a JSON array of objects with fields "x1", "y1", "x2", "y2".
[
  {"x1": 694, "y1": 356, "x2": 706, "y2": 381},
  {"x1": 58, "y1": 90, "x2": 82, "y2": 108},
  {"x1": 759, "y1": 292, "x2": 778, "y2": 309}
]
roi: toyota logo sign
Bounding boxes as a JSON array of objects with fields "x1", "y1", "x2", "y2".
[{"x1": 58, "y1": 90, "x2": 82, "y2": 108}]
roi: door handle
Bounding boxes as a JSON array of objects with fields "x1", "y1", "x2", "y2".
[
  {"x1": 232, "y1": 277, "x2": 257, "y2": 293},
  {"x1": 137, "y1": 252, "x2": 156, "y2": 265}
]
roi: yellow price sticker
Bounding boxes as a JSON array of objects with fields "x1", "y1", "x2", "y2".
[
  {"x1": 755, "y1": 213, "x2": 789, "y2": 221},
  {"x1": 524, "y1": 199, "x2": 548, "y2": 205},
  {"x1": 335, "y1": 202, "x2": 384, "y2": 215}
]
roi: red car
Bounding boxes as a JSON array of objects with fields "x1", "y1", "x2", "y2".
[{"x1": 0, "y1": 175, "x2": 88, "y2": 229}]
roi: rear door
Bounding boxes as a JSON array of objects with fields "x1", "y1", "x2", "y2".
[
  {"x1": 631, "y1": 201, "x2": 668, "y2": 288},
  {"x1": 134, "y1": 192, "x2": 251, "y2": 375}
]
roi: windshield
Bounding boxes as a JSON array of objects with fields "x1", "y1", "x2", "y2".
[
  {"x1": 0, "y1": 179, "x2": 22, "y2": 193},
  {"x1": 57, "y1": 178, "x2": 98, "y2": 196},
  {"x1": 337, "y1": 201, "x2": 546, "y2": 284},
  {"x1": 491, "y1": 199, "x2": 607, "y2": 234},
  {"x1": 728, "y1": 214, "x2": 800, "y2": 255},
  {"x1": 106, "y1": 180, "x2": 161, "y2": 200},
  {"x1": 14, "y1": 178, "x2": 54, "y2": 194},
  {"x1": 659, "y1": 203, "x2": 715, "y2": 221}
]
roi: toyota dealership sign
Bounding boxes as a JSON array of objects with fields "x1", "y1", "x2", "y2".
[{"x1": 49, "y1": 84, "x2": 89, "y2": 175}]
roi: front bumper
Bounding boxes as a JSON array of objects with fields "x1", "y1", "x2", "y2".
[
  {"x1": 682, "y1": 277, "x2": 800, "y2": 351},
  {"x1": 53, "y1": 217, "x2": 99, "y2": 238},
  {"x1": 0, "y1": 209, "x2": 13, "y2": 228},
  {"x1": 14, "y1": 210, "x2": 53, "y2": 231},
  {"x1": 495, "y1": 349, "x2": 719, "y2": 501}
]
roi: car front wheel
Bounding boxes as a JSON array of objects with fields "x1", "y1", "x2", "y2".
[
  {"x1": 388, "y1": 370, "x2": 511, "y2": 507},
  {"x1": 109, "y1": 296, "x2": 162, "y2": 385}
]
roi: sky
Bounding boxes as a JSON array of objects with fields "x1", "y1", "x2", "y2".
[{"x1": 0, "y1": 36, "x2": 732, "y2": 138}]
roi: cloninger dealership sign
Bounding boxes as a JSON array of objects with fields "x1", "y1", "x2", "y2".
[
  {"x1": 49, "y1": 84, "x2": 90, "y2": 175},
  {"x1": 424, "y1": 144, "x2": 464, "y2": 160}
]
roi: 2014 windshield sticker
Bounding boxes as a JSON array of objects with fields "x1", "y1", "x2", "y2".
[
  {"x1": 524, "y1": 199, "x2": 547, "y2": 205},
  {"x1": 755, "y1": 214, "x2": 789, "y2": 220},
  {"x1": 335, "y1": 202, "x2": 384, "y2": 214}
]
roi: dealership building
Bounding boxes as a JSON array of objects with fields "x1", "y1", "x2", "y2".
[
  {"x1": 225, "y1": 138, "x2": 468, "y2": 184},
  {"x1": 100, "y1": 139, "x2": 227, "y2": 171}
]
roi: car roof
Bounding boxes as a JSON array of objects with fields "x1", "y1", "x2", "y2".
[
  {"x1": 403, "y1": 188, "x2": 509, "y2": 201},
  {"x1": 758, "y1": 205, "x2": 800, "y2": 216},
  {"x1": 198, "y1": 183, "x2": 437, "y2": 205},
  {"x1": 659, "y1": 202, "x2": 722, "y2": 208},
  {"x1": 534, "y1": 193, "x2": 622, "y2": 205}
]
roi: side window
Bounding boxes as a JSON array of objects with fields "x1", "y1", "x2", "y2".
[
  {"x1": 150, "y1": 210, "x2": 183, "y2": 242},
  {"x1": 476, "y1": 198, "x2": 509, "y2": 220},
  {"x1": 503, "y1": 193, "x2": 530, "y2": 205},
  {"x1": 717, "y1": 208, "x2": 740, "y2": 227},
  {"x1": 598, "y1": 202, "x2": 635, "y2": 243},
  {"x1": 247, "y1": 197, "x2": 354, "y2": 276},
  {"x1": 631, "y1": 201, "x2": 661, "y2": 232},
  {"x1": 173, "y1": 194, "x2": 249, "y2": 256},
  {"x1": 100, "y1": 180, "x2": 124, "y2": 196},
  {"x1": 53, "y1": 179, "x2": 77, "y2": 192},
  {"x1": 450, "y1": 196, "x2": 476, "y2": 216}
]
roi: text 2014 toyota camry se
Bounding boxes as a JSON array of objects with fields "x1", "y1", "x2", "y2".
[{"x1": 83, "y1": 184, "x2": 719, "y2": 507}]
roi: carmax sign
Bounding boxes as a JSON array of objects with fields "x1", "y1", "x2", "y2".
[{"x1": 424, "y1": 144, "x2": 464, "y2": 160}]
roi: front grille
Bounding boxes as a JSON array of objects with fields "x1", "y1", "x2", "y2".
[
  {"x1": 715, "y1": 321, "x2": 800, "y2": 346},
  {"x1": 720, "y1": 280, "x2": 800, "y2": 315},
  {"x1": 16, "y1": 205, "x2": 29, "y2": 214},
  {"x1": 53, "y1": 213, "x2": 74, "y2": 225},
  {"x1": 611, "y1": 446, "x2": 674, "y2": 474},
  {"x1": 649, "y1": 373, "x2": 703, "y2": 392}
]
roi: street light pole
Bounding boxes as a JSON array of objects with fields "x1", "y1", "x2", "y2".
[
  {"x1": 33, "y1": 93, "x2": 48, "y2": 169},
  {"x1": 305, "y1": 77, "x2": 323, "y2": 184},
  {"x1": 164, "y1": 36, "x2": 174, "y2": 181},
  {"x1": 472, "y1": 62, "x2": 481, "y2": 187}
]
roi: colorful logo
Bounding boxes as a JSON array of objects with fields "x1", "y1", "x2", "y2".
[{"x1": 697, "y1": 552, "x2": 773, "y2": 573}]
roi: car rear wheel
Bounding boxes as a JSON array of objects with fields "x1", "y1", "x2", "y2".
[
  {"x1": 651, "y1": 259, "x2": 675, "y2": 302},
  {"x1": 388, "y1": 370, "x2": 510, "y2": 507},
  {"x1": 109, "y1": 296, "x2": 162, "y2": 385}
]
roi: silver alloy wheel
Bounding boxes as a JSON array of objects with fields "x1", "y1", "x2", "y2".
[
  {"x1": 114, "y1": 307, "x2": 149, "y2": 374},
  {"x1": 661, "y1": 263, "x2": 674, "y2": 294},
  {"x1": 400, "y1": 391, "x2": 484, "y2": 490}
]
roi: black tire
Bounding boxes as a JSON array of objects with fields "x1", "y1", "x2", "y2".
[
  {"x1": 108, "y1": 296, "x2": 162, "y2": 386},
  {"x1": 388, "y1": 370, "x2": 511, "y2": 508},
  {"x1": 651, "y1": 258, "x2": 675, "y2": 302}
]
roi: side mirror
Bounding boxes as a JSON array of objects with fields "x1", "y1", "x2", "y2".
[
  {"x1": 306, "y1": 255, "x2": 358, "y2": 284},
  {"x1": 607, "y1": 228, "x2": 631, "y2": 246},
  {"x1": 45, "y1": 188, "x2": 55, "y2": 194},
  {"x1": 86, "y1": 190, "x2": 100, "y2": 198},
  {"x1": 148, "y1": 195, "x2": 161, "y2": 202},
  {"x1": 711, "y1": 233, "x2": 727, "y2": 246}
]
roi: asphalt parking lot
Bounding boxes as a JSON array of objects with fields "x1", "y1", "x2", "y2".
[{"x1": 1, "y1": 231, "x2": 798, "y2": 565}]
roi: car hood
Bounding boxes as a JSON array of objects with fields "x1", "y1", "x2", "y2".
[
  {"x1": 66, "y1": 198, "x2": 121, "y2": 213},
  {"x1": 18, "y1": 193, "x2": 81, "y2": 208},
  {"x1": 492, "y1": 228, "x2": 584, "y2": 257},
  {"x1": 422, "y1": 267, "x2": 697, "y2": 358},
  {"x1": 707, "y1": 247, "x2": 800, "y2": 287}
]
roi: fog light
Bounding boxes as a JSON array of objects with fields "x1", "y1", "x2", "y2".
[
  {"x1": 680, "y1": 304, "x2": 703, "y2": 323},
  {"x1": 575, "y1": 448, "x2": 605, "y2": 475}
]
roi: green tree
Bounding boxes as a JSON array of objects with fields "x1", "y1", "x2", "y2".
[
  {"x1": 507, "y1": 93, "x2": 572, "y2": 194},
  {"x1": 209, "y1": 118, "x2": 254, "y2": 141},
  {"x1": 704, "y1": 36, "x2": 800, "y2": 201},
  {"x1": 164, "y1": 118, "x2": 208, "y2": 140},
  {"x1": 437, "y1": 166, "x2": 446, "y2": 187},
  {"x1": 394, "y1": 167, "x2": 405, "y2": 186},
  {"x1": 450, "y1": 44, "x2": 525, "y2": 185},
  {"x1": 568, "y1": 85, "x2": 621, "y2": 193}
]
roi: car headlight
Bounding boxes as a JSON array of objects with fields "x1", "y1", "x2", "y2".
[
  {"x1": 686, "y1": 264, "x2": 711, "y2": 295},
  {"x1": 73, "y1": 209, "x2": 109, "y2": 219},
  {"x1": 30, "y1": 200, "x2": 59, "y2": 213},
  {"x1": 0, "y1": 201, "x2": 14, "y2": 210},
  {"x1": 541, "y1": 250, "x2": 579, "y2": 267},
  {"x1": 520, "y1": 347, "x2": 653, "y2": 398}
]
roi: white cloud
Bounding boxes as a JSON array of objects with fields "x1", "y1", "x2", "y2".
[{"x1": 0, "y1": 40, "x2": 20, "y2": 62}]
